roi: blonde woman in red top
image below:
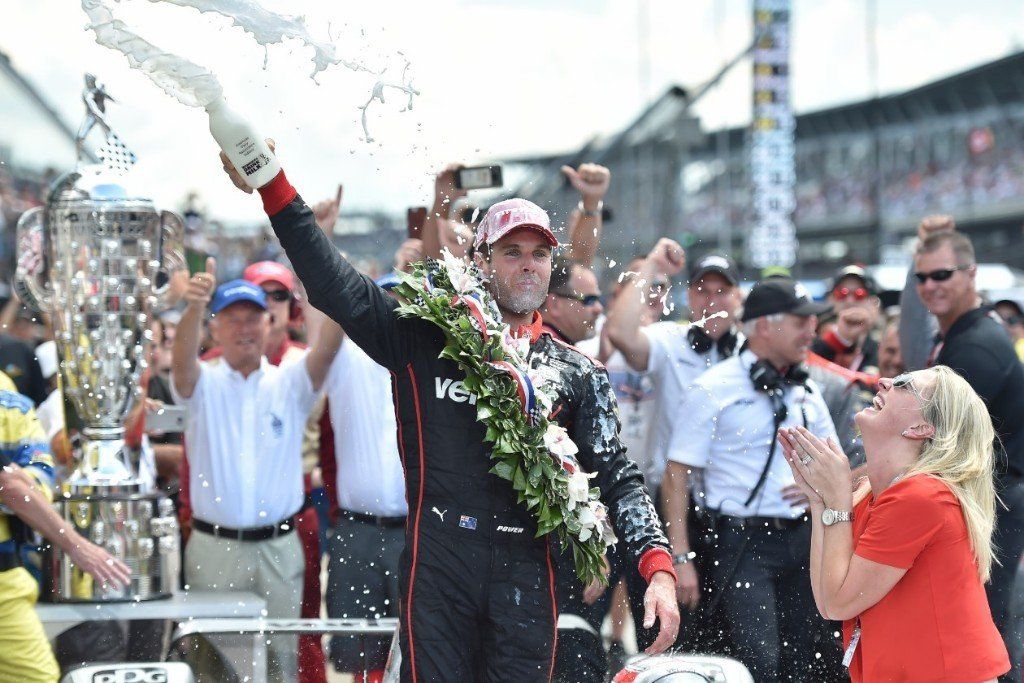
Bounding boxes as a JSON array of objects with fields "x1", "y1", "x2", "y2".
[{"x1": 779, "y1": 365, "x2": 1009, "y2": 682}]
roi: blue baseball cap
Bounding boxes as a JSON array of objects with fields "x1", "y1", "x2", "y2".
[{"x1": 210, "y1": 279, "x2": 268, "y2": 313}]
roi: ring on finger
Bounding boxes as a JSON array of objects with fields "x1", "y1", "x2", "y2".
[{"x1": 800, "y1": 454, "x2": 813, "y2": 465}]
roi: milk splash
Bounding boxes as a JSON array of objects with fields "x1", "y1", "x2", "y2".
[
  {"x1": 691, "y1": 310, "x2": 729, "y2": 329},
  {"x1": 81, "y1": 0, "x2": 418, "y2": 140}
]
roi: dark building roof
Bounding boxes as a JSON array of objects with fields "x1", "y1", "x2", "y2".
[{"x1": 508, "y1": 49, "x2": 1024, "y2": 165}]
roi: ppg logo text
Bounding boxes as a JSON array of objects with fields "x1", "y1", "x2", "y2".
[{"x1": 92, "y1": 668, "x2": 168, "y2": 683}]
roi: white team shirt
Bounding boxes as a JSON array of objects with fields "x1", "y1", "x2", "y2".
[
  {"x1": 667, "y1": 349, "x2": 838, "y2": 518},
  {"x1": 324, "y1": 339, "x2": 407, "y2": 517},
  {"x1": 641, "y1": 320, "x2": 734, "y2": 489},
  {"x1": 172, "y1": 356, "x2": 316, "y2": 528}
]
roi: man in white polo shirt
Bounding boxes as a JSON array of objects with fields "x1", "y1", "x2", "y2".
[
  {"x1": 607, "y1": 242, "x2": 744, "y2": 497},
  {"x1": 171, "y1": 259, "x2": 342, "y2": 682},
  {"x1": 322, "y1": 273, "x2": 407, "y2": 681},
  {"x1": 663, "y1": 278, "x2": 839, "y2": 681}
]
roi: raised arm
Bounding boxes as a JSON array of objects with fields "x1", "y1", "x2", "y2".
[
  {"x1": 422, "y1": 164, "x2": 466, "y2": 260},
  {"x1": 900, "y1": 215, "x2": 953, "y2": 370},
  {"x1": 562, "y1": 163, "x2": 610, "y2": 268},
  {"x1": 172, "y1": 257, "x2": 215, "y2": 400},
  {"x1": 607, "y1": 238, "x2": 686, "y2": 372},
  {"x1": 899, "y1": 268, "x2": 938, "y2": 371},
  {"x1": 217, "y1": 146, "x2": 415, "y2": 370}
]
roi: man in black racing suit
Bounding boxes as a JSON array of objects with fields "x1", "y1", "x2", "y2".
[{"x1": 225, "y1": 159, "x2": 680, "y2": 682}]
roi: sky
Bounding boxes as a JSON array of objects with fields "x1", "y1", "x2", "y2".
[{"x1": 2, "y1": 0, "x2": 1023, "y2": 225}]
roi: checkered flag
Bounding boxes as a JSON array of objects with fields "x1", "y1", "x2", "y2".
[
  {"x1": 98, "y1": 131, "x2": 137, "y2": 175},
  {"x1": 528, "y1": 404, "x2": 544, "y2": 427}
]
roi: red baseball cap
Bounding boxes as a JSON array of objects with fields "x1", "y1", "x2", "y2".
[
  {"x1": 474, "y1": 198, "x2": 558, "y2": 250},
  {"x1": 243, "y1": 261, "x2": 296, "y2": 292}
]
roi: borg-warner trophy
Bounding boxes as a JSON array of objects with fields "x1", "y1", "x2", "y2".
[{"x1": 15, "y1": 75, "x2": 185, "y2": 602}]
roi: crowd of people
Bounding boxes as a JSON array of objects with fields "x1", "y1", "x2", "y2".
[
  {"x1": 683, "y1": 121, "x2": 1024, "y2": 237},
  {"x1": 0, "y1": 144, "x2": 1022, "y2": 683}
]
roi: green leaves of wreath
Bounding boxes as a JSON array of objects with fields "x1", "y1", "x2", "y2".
[{"x1": 392, "y1": 257, "x2": 611, "y2": 585}]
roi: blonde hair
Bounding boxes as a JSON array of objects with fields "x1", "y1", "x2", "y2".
[{"x1": 906, "y1": 366, "x2": 998, "y2": 581}]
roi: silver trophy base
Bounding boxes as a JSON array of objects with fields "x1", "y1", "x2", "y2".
[{"x1": 45, "y1": 489, "x2": 179, "y2": 603}]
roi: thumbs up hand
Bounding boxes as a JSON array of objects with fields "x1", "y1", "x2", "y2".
[{"x1": 184, "y1": 256, "x2": 217, "y2": 309}]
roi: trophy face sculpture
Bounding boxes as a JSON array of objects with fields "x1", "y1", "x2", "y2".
[{"x1": 15, "y1": 75, "x2": 184, "y2": 601}]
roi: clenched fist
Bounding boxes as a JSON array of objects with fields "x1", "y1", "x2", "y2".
[
  {"x1": 917, "y1": 214, "x2": 955, "y2": 243},
  {"x1": 561, "y1": 163, "x2": 611, "y2": 207},
  {"x1": 647, "y1": 238, "x2": 686, "y2": 278}
]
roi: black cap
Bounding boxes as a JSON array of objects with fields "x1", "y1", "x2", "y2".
[
  {"x1": 689, "y1": 253, "x2": 740, "y2": 286},
  {"x1": 829, "y1": 264, "x2": 878, "y2": 296},
  {"x1": 741, "y1": 278, "x2": 832, "y2": 322}
]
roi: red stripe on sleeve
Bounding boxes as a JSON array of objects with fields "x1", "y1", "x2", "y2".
[
  {"x1": 257, "y1": 170, "x2": 298, "y2": 216},
  {"x1": 638, "y1": 547, "x2": 676, "y2": 583}
]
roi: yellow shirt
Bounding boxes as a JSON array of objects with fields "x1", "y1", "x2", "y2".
[{"x1": 0, "y1": 372, "x2": 54, "y2": 548}]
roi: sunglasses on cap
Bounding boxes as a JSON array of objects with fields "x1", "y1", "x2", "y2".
[
  {"x1": 913, "y1": 264, "x2": 972, "y2": 284},
  {"x1": 553, "y1": 291, "x2": 602, "y2": 307},
  {"x1": 833, "y1": 286, "x2": 870, "y2": 301},
  {"x1": 263, "y1": 289, "x2": 293, "y2": 303}
]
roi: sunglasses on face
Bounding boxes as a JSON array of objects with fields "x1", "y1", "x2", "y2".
[
  {"x1": 1000, "y1": 313, "x2": 1024, "y2": 326},
  {"x1": 913, "y1": 264, "x2": 972, "y2": 284},
  {"x1": 892, "y1": 372, "x2": 925, "y2": 401},
  {"x1": 263, "y1": 289, "x2": 292, "y2": 303},
  {"x1": 833, "y1": 286, "x2": 869, "y2": 301},
  {"x1": 553, "y1": 291, "x2": 602, "y2": 307}
]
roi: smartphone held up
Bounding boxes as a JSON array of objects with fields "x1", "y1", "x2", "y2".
[{"x1": 454, "y1": 165, "x2": 503, "y2": 191}]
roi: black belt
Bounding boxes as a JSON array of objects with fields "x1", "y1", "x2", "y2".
[
  {"x1": 0, "y1": 552, "x2": 21, "y2": 572},
  {"x1": 716, "y1": 513, "x2": 808, "y2": 531},
  {"x1": 193, "y1": 516, "x2": 296, "y2": 541},
  {"x1": 340, "y1": 509, "x2": 406, "y2": 529}
]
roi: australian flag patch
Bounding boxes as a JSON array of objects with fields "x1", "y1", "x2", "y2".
[{"x1": 458, "y1": 515, "x2": 477, "y2": 531}]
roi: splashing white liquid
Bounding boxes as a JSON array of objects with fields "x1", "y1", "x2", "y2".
[
  {"x1": 690, "y1": 310, "x2": 729, "y2": 329},
  {"x1": 82, "y1": 0, "x2": 223, "y2": 107},
  {"x1": 81, "y1": 0, "x2": 418, "y2": 140}
]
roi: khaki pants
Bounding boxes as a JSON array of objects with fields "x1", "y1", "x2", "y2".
[
  {"x1": 185, "y1": 529, "x2": 304, "y2": 682},
  {"x1": 0, "y1": 566, "x2": 59, "y2": 683}
]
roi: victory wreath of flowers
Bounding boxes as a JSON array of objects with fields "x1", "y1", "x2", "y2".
[{"x1": 392, "y1": 250, "x2": 616, "y2": 584}]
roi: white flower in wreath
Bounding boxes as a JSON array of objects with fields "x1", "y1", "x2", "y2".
[
  {"x1": 592, "y1": 503, "x2": 617, "y2": 545},
  {"x1": 600, "y1": 516, "x2": 618, "y2": 546},
  {"x1": 566, "y1": 470, "x2": 596, "y2": 510},
  {"x1": 440, "y1": 248, "x2": 468, "y2": 277},
  {"x1": 544, "y1": 423, "x2": 578, "y2": 459},
  {"x1": 501, "y1": 329, "x2": 529, "y2": 365},
  {"x1": 578, "y1": 501, "x2": 614, "y2": 545},
  {"x1": 577, "y1": 500, "x2": 599, "y2": 541},
  {"x1": 452, "y1": 271, "x2": 481, "y2": 296}
]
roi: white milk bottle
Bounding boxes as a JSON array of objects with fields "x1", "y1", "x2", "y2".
[{"x1": 206, "y1": 96, "x2": 281, "y2": 189}]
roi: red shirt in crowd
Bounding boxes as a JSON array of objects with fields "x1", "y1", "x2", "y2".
[{"x1": 844, "y1": 474, "x2": 1009, "y2": 682}]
